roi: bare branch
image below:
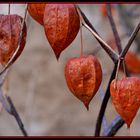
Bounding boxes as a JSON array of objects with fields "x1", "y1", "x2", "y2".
[
  {"x1": 106, "y1": 4, "x2": 122, "y2": 54},
  {"x1": 95, "y1": 64, "x2": 118, "y2": 136},
  {"x1": 102, "y1": 116, "x2": 124, "y2": 136},
  {"x1": 6, "y1": 96, "x2": 28, "y2": 136},
  {"x1": 76, "y1": 5, "x2": 119, "y2": 63},
  {"x1": 99, "y1": 87, "x2": 109, "y2": 131},
  {"x1": 0, "y1": 64, "x2": 28, "y2": 136},
  {"x1": 120, "y1": 22, "x2": 140, "y2": 58}
]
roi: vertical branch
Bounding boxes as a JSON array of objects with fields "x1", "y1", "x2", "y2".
[
  {"x1": 80, "y1": 26, "x2": 84, "y2": 56},
  {"x1": 99, "y1": 87, "x2": 108, "y2": 131},
  {"x1": 117, "y1": 5, "x2": 140, "y2": 53},
  {"x1": 106, "y1": 4, "x2": 122, "y2": 54},
  {"x1": 106, "y1": 4, "x2": 130, "y2": 77},
  {"x1": 95, "y1": 64, "x2": 118, "y2": 136}
]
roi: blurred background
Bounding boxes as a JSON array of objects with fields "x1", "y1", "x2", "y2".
[{"x1": 0, "y1": 3, "x2": 139, "y2": 136}]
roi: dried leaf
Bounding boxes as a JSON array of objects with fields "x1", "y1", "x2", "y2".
[
  {"x1": 110, "y1": 77, "x2": 140, "y2": 128},
  {"x1": 0, "y1": 14, "x2": 27, "y2": 65},
  {"x1": 28, "y1": 3, "x2": 46, "y2": 25},
  {"x1": 65, "y1": 55, "x2": 102, "y2": 110},
  {"x1": 43, "y1": 4, "x2": 80, "y2": 59}
]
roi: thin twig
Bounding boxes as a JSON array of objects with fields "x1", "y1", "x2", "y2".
[
  {"x1": 102, "y1": 116, "x2": 124, "y2": 136},
  {"x1": 0, "y1": 4, "x2": 28, "y2": 76},
  {"x1": 99, "y1": 87, "x2": 108, "y2": 131},
  {"x1": 0, "y1": 70, "x2": 28, "y2": 136},
  {"x1": 76, "y1": 5, "x2": 119, "y2": 63},
  {"x1": 117, "y1": 5, "x2": 140, "y2": 53},
  {"x1": 6, "y1": 96, "x2": 28, "y2": 136},
  {"x1": 117, "y1": 5, "x2": 133, "y2": 37},
  {"x1": 80, "y1": 25, "x2": 84, "y2": 56},
  {"x1": 0, "y1": 88, "x2": 11, "y2": 114},
  {"x1": 106, "y1": 4, "x2": 122, "y2": 54},
  {"x1": 95, "y1": 64, "x2": 118, "y2": 136},
  {"x1": 120, "y1": 22, "x2": 140, "y2": 58}
]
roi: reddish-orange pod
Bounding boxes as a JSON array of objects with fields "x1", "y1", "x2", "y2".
[
  {"x1": 0, "y1": 14, "x2": 27, "y2": 65},
  {"x1": 28, "y1": 3, "x2": 46, "y2": 25},
  {"x1": 43, "y1": 4, "x2": 80, "y2": 59},
  {"x1": 125, "y1": 52, "x2": 140, "y2": 74},
  {"x1": 110, "y1": 77, "x2": 140, "y2": 128},
  {"x1": 65, "y1": 55, "x2": 102, "y2": 110}
]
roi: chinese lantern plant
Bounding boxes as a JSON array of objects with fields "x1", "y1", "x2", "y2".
[
  {"x1": 0, "y1": 14, "x2": 27, "y2": 65},
  {"x1": 110, "y1": 61, "x2": 140, "y2": 128},
  {"x1": 64, "y1": 23, "x2": 102, "y2": 110},
  {"x1": 28, "y1": 3, "x2": 46, "y2": 25},
  {"x1": 43, "y1": 4, "x2": 80, "y2": 59},
  {"x1": 65, "y1": 55, "x2": 102, "y2": 110}
]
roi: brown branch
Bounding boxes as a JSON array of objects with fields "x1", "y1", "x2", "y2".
[
  {"x1": 106, "y1": 4, "x2": 122, "y2": 54},
  {"x1": 120, "y1": 22, "x2": 140, "y2": 58},
  {"x1": 95, "y1": 64, "x2": 118, "y2": 136},
  {"x1": 102, "y1": 116, "x2": 124, "y2": 136},
  {"x1": 76, "y1": 5, "x2": 119, "y2": 63},
  {"x1": 0, "y1": 68, "x2": 28, "y2": 136},
  {"x1": 6, "y1": 96, "x2": 28, "y2": 136}
]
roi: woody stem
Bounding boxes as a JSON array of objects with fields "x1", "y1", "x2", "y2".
[
  {"x1": 80, "y1": 25, "x2": 84, "y2": 56},
  {"x1": 106, "y1": 4, "x2": 122, "y2": 54}
]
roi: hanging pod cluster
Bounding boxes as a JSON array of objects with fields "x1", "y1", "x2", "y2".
[
  {"x1": 28, "y1": 4, "x2": 80, "y2": 59},
  {"x1": 28, "y1": 3, "x2": 103, "y2": 110},
  {"x1": 28, "y1": 4, "x2": 140, "y2": 127}
]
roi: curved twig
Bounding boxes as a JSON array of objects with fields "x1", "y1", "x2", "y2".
[
  {"x1": 0, "y1": 69, "x2": 28, "y2": 136},
  {"x1": 102, "y1": 116, "x2": 124, "y2": 136}
]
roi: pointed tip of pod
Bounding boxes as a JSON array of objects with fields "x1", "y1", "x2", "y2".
[
  {"x1": 54, "y1": 52, "x2": 61, "y2": 61},
  {"x1": 84, "y1": 102, "x2": 89, "y2": 111},
  {"x1": 126, "y1": 123, "x2": 131, "y2": 128}
]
